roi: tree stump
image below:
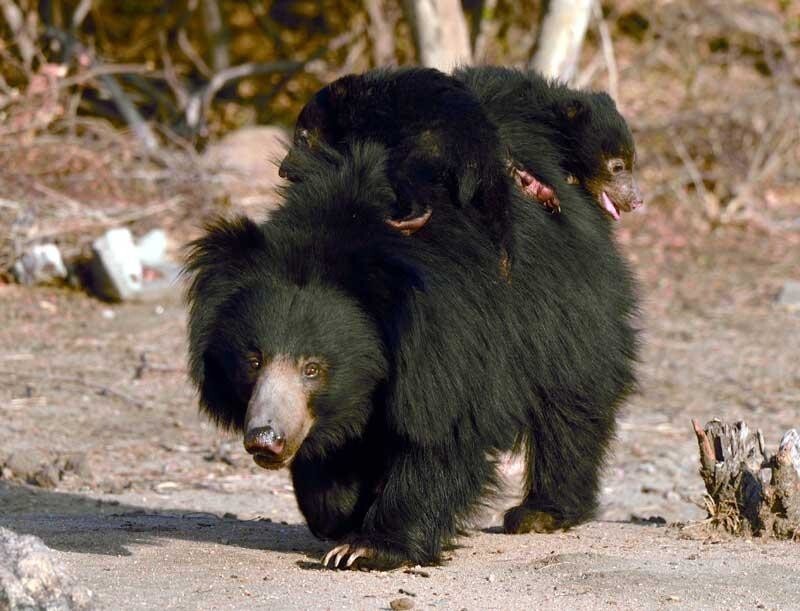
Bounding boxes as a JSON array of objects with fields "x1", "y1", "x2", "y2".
[{"x1": 692, "y1": 419, "x2": 800, "y2": 539}]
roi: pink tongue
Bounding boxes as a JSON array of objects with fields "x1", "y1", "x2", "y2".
[{"x1": 601, "y1": 192, "x2": 620, "y2": 221}]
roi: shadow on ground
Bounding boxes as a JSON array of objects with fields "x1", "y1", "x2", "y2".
[{"x1": 0, "y1": 481, "x2": 326, "y2": 562}]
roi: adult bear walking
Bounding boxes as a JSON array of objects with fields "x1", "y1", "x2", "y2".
[{"x1": 185, "y1": 146, "x2": 637, "y2": 570}]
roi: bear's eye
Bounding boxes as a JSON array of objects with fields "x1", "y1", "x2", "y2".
[
  {"x1": 246, "y1": 355, "x2": 262, "y2": 371},
  {"x1": 303, "y1": 362, "x2": 321, "y2": 378},
  {"x1": 297, "y1": 129, "x2": 310, "y2": 145},
  {"x1": 608, "y1": 159, "x2": 625, "y2": 174}
]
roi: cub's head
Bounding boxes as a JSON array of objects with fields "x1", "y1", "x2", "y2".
[
  {"x1": 278, "y1": 75, "x2": 361, "y2": 182},
  {"x1": 554, "y1": 92, "x2": 643, "y2": 220}
]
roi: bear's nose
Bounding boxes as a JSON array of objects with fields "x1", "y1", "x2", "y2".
[{"x1": 244, "y1": 426, "x2": 286, "y2": 457}]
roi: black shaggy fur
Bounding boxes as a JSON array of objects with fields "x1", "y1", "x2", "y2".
[
  {"x1": 454, "y1": 65, "x2": 636, "y2": 208},
  {"x1": 185, "y1": 142, "x2": 638, "y2": 570},
  {"x1": 279, "y1": 67, "x2": 514, "y2": 258}
]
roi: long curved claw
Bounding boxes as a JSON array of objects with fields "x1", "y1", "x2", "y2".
[
  {"x1": 385, "y1": 207, "x2": 433, "y2": 236},
  {"x1": 323, "y1": 544, "x2": 350, "y2": 568},
  {"x1": 345, "y1": 547, "x2": 369, "y2": 567},
  {"x1": 322, "y1": 543, "x2": 374, "y2": 569}
]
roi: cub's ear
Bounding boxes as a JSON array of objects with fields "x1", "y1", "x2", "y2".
[{"x1": 554, "y1": 98, "x2": 590, "y2": 125}]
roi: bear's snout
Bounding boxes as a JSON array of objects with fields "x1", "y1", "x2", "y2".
[{"x1": 244, "y1": 425, "x2": 286, "y2": 458}]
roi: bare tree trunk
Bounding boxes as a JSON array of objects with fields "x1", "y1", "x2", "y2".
[
  {"x1": 365, "y1": 0, "x2": 397, "y2": 66},
  {"x1": 472, "y1": 0, "x2": 499, "y2": 62},
  {"x1": 0, "y1": 0, "x2": 37, "y2": 70},
  {"x1": 201, "y1": 0, "x2": 230, "y2": 72},
  {"x1": 530, "y1": 0, "x2": 593, "y2": 81},
  {"x1": 692, "y1": 419, "x2": 800, "y2": 539},
  {"x1": 403, "y1": 0, "x2": 472, "y2": 71}
]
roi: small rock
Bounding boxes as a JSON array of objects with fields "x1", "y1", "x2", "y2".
[
  {"x1": 0, "y1": 527, "x2": 93, "y2": 609},
  {"x1": 487, "y1": 573, "x2": 496, "y2": 583},
  {"x1": 90, "y1": 228, "x2": 143, "y2": 301},
  {"x1": 135, "y1": 229, "x2": 168, "y2": 267},
  {"x1": 390, "y1": 597, "x2": 415, "y2": 610},
  {"x1": 777, "y1": 281, "x2": 800, "y2": 311},
  {"x1": 403, "y1": 568, "x2": 430, "y2": 578},
  {"x1": 12, "y1": 243, "x2": 68, "y2": 285}
]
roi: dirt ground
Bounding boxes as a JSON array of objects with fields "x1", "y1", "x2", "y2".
[{"x1": 1, "y1": 206, "x2": 799, "y2": 609}]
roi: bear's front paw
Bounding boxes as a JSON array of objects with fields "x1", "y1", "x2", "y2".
[{"x1": 321, "y1": 540, "x2": 408, "y2": 571}]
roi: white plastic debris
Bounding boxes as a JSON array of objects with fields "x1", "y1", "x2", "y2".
[
  {"x1": 90, "y1": 228, "x2": 143, "y2": 301},
  {"x1": 12, "y1": 243, "x2": 67, "y2": 285},
  {"x1": 135, "y1": 229, "x2": 168, "y2": 267}
]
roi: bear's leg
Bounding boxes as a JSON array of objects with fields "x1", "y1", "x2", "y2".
[
  {"x1": 291, "y1": 446, "x2": 379, "y2": 541},
  {"x1": 322, "y1": 443, "x2": 495, "y2": 570},
  {"x1": 503, "y1": 402, "x2": 616, "y2": 534}
]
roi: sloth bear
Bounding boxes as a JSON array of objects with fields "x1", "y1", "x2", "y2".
[
  {"x1": 185, "y1": 139, "x2": 638, "y2": 570},
  {"x1": 454, "y1": 66, "x2": 643, "y2": 219},
  {"x1": 277, "y1": 68, "x2": 513, "y2": 256}
]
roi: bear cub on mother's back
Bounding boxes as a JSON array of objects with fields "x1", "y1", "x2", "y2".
[{"x1": 279, "y1": 67, "x2": 514, "y2": 255}]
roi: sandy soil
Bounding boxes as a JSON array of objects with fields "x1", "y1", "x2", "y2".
[{"x1": 1, "y1": 210, "x2": 799, "y2": 610}]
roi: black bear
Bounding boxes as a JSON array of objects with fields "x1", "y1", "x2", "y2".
[
  {"x1": 185, "y1": 140, "x2": 638, "y2": 570},
  {"x1": 454, "y1": 65, "x2": 643, "y2": 220},
  {"x1": 278, "y1": 67, "x2": 514, "y2": 254}
]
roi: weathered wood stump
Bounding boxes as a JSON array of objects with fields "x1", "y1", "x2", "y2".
[{"x1": 692, "y1": 419, "x2": 800, "y2": 538}]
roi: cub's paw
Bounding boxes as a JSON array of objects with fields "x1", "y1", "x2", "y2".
[
  {"x1": 321, "y1": 540, "x2": 408, "y2": 571},
  {"x1": 503, "y1": 505, "x2": 561, "y2": 534},
  {"x1": 512, "y1": 169, "x2": 561, "y2": 213}
]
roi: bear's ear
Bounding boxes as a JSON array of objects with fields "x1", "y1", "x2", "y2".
[
  {"x1": 554, "y1": 98, "x2": 590, "y2": 125},
  {"x1": 183, "y1": 217, "x2": 266, "y2": 351},
  {"x1": 183, "y1": 215, "x2": 267, "y2": 325},
  {"x1": 183, "y1": 216, "x2": 265, "y2": 294}
]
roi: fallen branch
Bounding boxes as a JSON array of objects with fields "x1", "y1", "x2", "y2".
[
  {"x1": 185, "y1": 60, "x2": 304, "y2": 131},
  {"x1": 22, "y1": 197, "x2": 184, "y2": 243},
  {"x1": 45, "y1": 26, "x2": 160, "y2": 153}
]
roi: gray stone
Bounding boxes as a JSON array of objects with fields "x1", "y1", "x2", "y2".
[
  {"x1": 777, "y1": 281, "x2": 800, "y2": 311},
  {"x1": 12, "y1": 244, "x2": 68, "y2": 286},
  {"x1": 201, "y1": 126, "x2": 287, "y2": 209},
  {"x1": 0, "y1": 527, "x2": 93, "y2": 610},
  {"x1": 90, "y1": 228, "x2": 143, "y2": 302}
]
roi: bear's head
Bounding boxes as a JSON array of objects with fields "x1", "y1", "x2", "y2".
[{"x1": 184, "y1": 217, "x2": 388, "y2": 471}]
